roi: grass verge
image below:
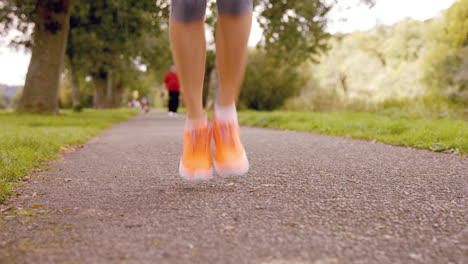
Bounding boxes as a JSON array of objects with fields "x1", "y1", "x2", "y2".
[
  {"x1": 238, "y1": 110, "x2": 468, "y2": 155},
  {"x1": 0, "y1": 109, "x2": 137, "y2": 201}
]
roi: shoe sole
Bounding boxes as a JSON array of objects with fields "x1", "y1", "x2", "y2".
[
  {"x1": 179, "y1": 159, "x2": 213, "y2": 181},
  {"x1": 214, "y1": 152, "x2": 249, "y2": 176}
]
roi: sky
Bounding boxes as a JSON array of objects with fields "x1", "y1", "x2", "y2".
[{"x1": 0, "y1": 0, "x2": 458, "y2": 86}]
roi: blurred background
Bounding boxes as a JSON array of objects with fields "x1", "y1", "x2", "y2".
[{"x1": 0, "y1": 0, "x2": 466, "y2": 117}]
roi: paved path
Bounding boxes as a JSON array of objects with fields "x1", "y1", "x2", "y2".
[{"x1": 1, "y1": 111, "x2": 467, "y2": 263}]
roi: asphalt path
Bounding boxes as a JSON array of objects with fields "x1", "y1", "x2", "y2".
[{"x1": 1, "y1": 111, "x2": 467, "y2": 263}]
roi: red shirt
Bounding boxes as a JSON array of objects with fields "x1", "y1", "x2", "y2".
[{"x1": 164, "y1": 72, "x2": 180, "y2": 92}]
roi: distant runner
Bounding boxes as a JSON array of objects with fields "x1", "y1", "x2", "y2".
[{"x1": 163, "y1": 65, "x2": 180, "y2": 116}]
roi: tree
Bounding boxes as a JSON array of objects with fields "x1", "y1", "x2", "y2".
[
  {"x1": 422, "y1": 0, "x2": 468, "y2": 102},
  {"x1": 1, "y1": 0, "x2": 171, "y2": 111},
  {"x1": 0, "y1": 92, "x2": 7, "y2": 109},
  {"x1": 253, "y1": 0, "x2": 330, "y2": 66},
  {"x1": 65, "y1": 0, "x2": 170, "y2": 109},
  {"x1": 67, "y1": 56, "x2": 82, "y2": 111},
  {"x1": 382, "y1": 18, "x2": 426, "y2": 68},
  {"x1": 1, "y1": 0, "x2": 72, "y2": 114},
  {"x1": 10, "y1": 87, "x2": 23, "y2": 109},
  {"x1": 239, "y1": 50, "x2": 304, "y2": 110}
]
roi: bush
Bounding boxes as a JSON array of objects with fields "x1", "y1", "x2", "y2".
[
  {"x1": 10, "y1": 87, "x2": 23, "y2": 109},
  {"x1": 238, "y1": 51, "x2": 304, "y2": 110},
  {"x1": 0, "y1": 94, "x2": 7, "y2": 109}
]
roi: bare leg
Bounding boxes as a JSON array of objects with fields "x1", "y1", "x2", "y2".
[
  {"x1": 216, "y1": 12, "x2": 252, "y2": 106},
  {"x1": 169, "y1": 18, "x2": 206, "y2": 119}
]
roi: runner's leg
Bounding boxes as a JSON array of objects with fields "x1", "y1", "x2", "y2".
[
  {"x1": 168, "y1": 92, "x2": 175, "y2": 112},
  {"x1": 174, "y1": 91, "x2": 180, "y2": 113},
  {"x1": 212, "y1": 0, "x2": 252, "y2": 176},
  {"x1": 170, "y1": 0, "x2": 212, "y2": 180},
  {"x1": 170, "y1": 0, "x2": 207, "y2": 119},
  {"x1": 216, "y1": 0, "x2": 253, "y2": 107}
]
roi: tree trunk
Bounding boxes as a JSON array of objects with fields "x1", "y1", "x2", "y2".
[
  {"x1": 339, "y1": 72, "x2": 348, "y2": 95},
  {"x1": 93, "y1": 75, "x2": 108, "y2": 109},
  {"x1": 203, "y1": 64, "x2": 214, "y2": 108},
  {"x1": 112, "y1": 81, "x2": 123, "y2": 108},
  {"x1": 17, "y1": 0, "x2": 72, "y2": 114},
  {"x1": 69, "y1": 59, "x2": 81, "y2": 111},
  {"x1": 106, "y1": 70, "x2": 113, "y2": 107}
]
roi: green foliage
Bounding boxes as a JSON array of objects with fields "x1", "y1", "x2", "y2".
[
  {"x1": 422, "y1": 0, "x2": 468, "y2": 104},
  {"x1": 59, "y1": 72, "x2": 72, "y2": 108},
  {"x1": 65, "y1": 0, "x2": 172, "y2": 108},
  {"x1": 0, "y1": 109, "x2": 137, "y2": 201},
  {"x1": 0, "y1": 0, "x2": 36, "y2": 47},
  {"x1": 10, "y1": 87, "x2": 23, "y2": 109},
  {"x1": 255, "y1": 0, "x2": 331, "y2": 66},
  {"x1": 422, "y1": 42, "x2": 459, "y2": 93},
  {"x1": 287, "y1": 1, "x2": 467, "y2": 114},
  {"x1": 293, "y1": 20, "x2": 428, "y2": 112},
  {"x1": 381, "y1": 18, "x2": 426, "y2": 67},
  {"x1": 0, "y1": 92, "x2": 7, "y2": 109},
  {"x1": 67, "y1": 0, "x2": 170, "y2": 75},
  {"x1": 239, "y1": 51, "x2": 304, "y2": 110},
  {"x1": 432, "y1": 0, "x2": 468, "y2": 49},
  {"x1": 238, "y1": 110, "x2": 468, "y2": 154},
  {"x1": 73, "y1": 104, "x2": 83, "y2": 112}
]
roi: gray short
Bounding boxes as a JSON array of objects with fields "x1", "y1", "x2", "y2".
[{"x1": 171, "y1": 0, "x2": 253, "y2": 22}]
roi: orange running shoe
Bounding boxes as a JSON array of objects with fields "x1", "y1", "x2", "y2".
[
  {"x1": 179, "y1": 120, "x2": 213, "y2": 181},
  {"x1": 212, "y1": 114, "x2": 249, "y2": 176}
]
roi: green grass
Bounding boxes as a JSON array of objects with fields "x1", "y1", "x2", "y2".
[
  {"x1": 238, "y1": 110, "x2": 468, "y2": 155},
  {"x1": 0, "y1": 109, "x2": 137, "y2": 201}
]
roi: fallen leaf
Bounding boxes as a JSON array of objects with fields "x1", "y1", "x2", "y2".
[
  {"x1": 22, "y1": 176, "x2": 30, "y2": 181},
  {"x1": 60, "y1": 147, "x2": 71, "y2": 152},
  {"x1": 31, "y1": 204, "x2": 42, "y2": 209},
  {"x1": 55, "y1": 177, "x2": 60, "y2": 180},
  {"x1": 347, "y1": 179, "x2": 357, "y2": 184},
  {"x1": 17, "y1": 244, "x2": 26, "y2": 252},
  {"x1": 222, "y1": 225, "x2": 236, "y2": 230},
  {"x1": 460, "y1": 210, "x2": 464, "y2": 213},
  {"x1": 64, "y1": 178, "x2": 72, "y2": 182}
]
